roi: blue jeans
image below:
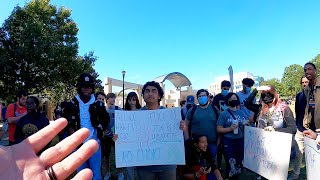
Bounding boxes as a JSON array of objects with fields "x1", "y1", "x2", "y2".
[
  {"x1": 126, "y1": 166, "x2": 135, "y2": 180},
  {"x1": 77, "y1": 141, "x2": 102, "y2": 180},
  {"x1": 223, "y1": 137, "x2": 244, "y2": 179},
  {"x1": 137, "y1": 167, "x2": 176, "y2": 180},
  {"x1": 207, "y1": 143, "x2": 218, "y2": 180}
]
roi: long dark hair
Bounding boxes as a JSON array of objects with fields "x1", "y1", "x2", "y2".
[{"x1": 124, "y1": 92, "x2": 141, "y2": 110}]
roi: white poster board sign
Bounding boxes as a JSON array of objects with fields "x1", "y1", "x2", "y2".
[
  {"x1": 244, "y1": 126, "x2": 292, "y2": 180},
  {"x1": 115, "y1": 108, "x2": 185, "y2": 168},
  {"x1": 304, "y1": 137, "x2": 320, "y2": 180}
]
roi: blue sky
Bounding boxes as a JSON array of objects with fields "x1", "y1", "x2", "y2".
[{"x1": 1, "y1": 0, "x2": 320, "y2": 91}]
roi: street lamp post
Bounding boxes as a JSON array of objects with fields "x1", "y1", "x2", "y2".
[{"x1": 122, "y1": 70, "x2": 126, "y2": 108}]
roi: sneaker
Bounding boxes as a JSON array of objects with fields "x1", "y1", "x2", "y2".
[
  {"x1": 288, "y1": 172, "x2": 299, "y2": 180},
  {"x1": 104, "y1": 172, "x2": 111, "y2": 180},
  {"x1": 118, "y1": 172, "x2": 124, "y2": 180}
]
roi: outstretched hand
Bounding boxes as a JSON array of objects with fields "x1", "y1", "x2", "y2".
[{"x1": 0, "y1": 118, "x2": 98, "y2": 180}]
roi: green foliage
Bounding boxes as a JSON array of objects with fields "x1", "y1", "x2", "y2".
[
  {"x1": 310, "y1": 54, "x2": 320, "y2": 70},
  {"x1": 50, "y1": 51, "x2": 103, "y2": 103},
  {"x1": 281, "y1": 64, "x2": 304, "y2": 98},
  {"x1": 261, "y1": 78, "x2": 286, "y2": 97},
  {"x1": 0, "y1": 0, "x2": 101, "y2": 103}
]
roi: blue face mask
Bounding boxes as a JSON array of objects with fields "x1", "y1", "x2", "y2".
[
  {"x1": 221, "y1": 89, "x2": 229, "y2": 96},
  {"x1": 245, "y1": 87, "x2": 251, "y2": 93},
  {"x1": 198, "y1": 96, "x2": 208, "y2": 106}
]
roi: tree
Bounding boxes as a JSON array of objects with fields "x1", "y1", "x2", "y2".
[
  {"x1": 281, "y1": 64, "x2": 304, "y2": 98},
  {"x1": 261, "y1": 78, "x2": 286, "y2": 97},
  {"x1": 310, "y1": 54, "x2": 320, "y2": 70},
  {"x1": 0, "y1": 0, "x2": 101, "y2": 103},
  {"x1": 50, "y1": 51, "x2": 103, "y2": 103}
]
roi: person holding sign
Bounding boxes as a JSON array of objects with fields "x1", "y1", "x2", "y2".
[
  {"x1": 217, "y1": 93, "x2": 248, "y2": 180},
  {"x1": 257, "y1": 85, "x2": 296, "y2": 133},
  {"x1": 292, "y1": 62, "x2": 320, "y2": 180},
  {"x1": 183, "y1": 135, "x2": 223, "y2": 180},
  {"x1": 303, "y1": 129, "x2": 320, "y2": 144},
  {"x1": 244, "y1": 85, "x2": 296, "y2": 135},
  {"x1": 114, "y1": 81, "x2": 186, "y2": 180}
]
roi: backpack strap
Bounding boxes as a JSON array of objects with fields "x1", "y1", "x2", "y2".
[
  {"x1": 188, "y1": 105, "x2": 198, "y2": 137},
  {"x1": 211, "y1": 104, "x2": 219, "y2": 119},
  {"x1": 13, "y1": 103, "x2": 17, "y2": 117},
  {"x1": 181, "y1": 108, "x2": 185, "y2": 120},
  {"x1": 227, "y1": 109, "x2": 237, "y2": 120}
]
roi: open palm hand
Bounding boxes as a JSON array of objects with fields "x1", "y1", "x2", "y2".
[{"x1": 0, "y1": 118, "x2": 98, "y2": 180}]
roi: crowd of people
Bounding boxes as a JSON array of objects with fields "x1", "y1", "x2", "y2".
[{"x1": 1, "y1": 61, "x2": 320, "y2": 180}]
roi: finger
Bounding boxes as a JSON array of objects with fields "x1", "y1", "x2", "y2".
[
  {"x1": 305, "y1": 135, "x2": 312, "y2": 139},
  {"x1": 71, "y1": 168, "x2": 93, "y2": 180},
  {"x1": 26, "y1": 118, "x2": 68, "y2": 153},
  {"x1": 51, "y1": 140, "x2": 98, "y2": 179},
  {"x1": 40, "y1": 128, "x2": 90, "y2": 167}
]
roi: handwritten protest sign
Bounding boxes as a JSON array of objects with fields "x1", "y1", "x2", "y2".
[
  {"x1": 304, "y1": 137, "x2": 320, "y2": 180},
  {"x1": 244, "y1": 126, "x2": 292, "y2": 180},
  {"x1": 114, "y1": 108, "x2": 185, "y2": 168}
]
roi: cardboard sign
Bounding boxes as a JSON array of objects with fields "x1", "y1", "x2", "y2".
[
  {"x1": 115, "y1": 108, "x2": 185, "y2": 168},
  {"x1": 304, "y1": 136, "x2": 320, "y2": 180},
  {"x1": 244, "y1": 126, "x2": 292, "y2": 180}
]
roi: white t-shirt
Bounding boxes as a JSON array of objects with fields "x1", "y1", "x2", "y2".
[{"x1": 75, "y1": 94, "x2": 97, "y2": 142}]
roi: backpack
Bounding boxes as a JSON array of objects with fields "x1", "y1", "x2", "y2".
[
  {"x1": 2, "y1": 103, "x2": 17, "y2": 132},
  {"x1": 188, "y1": 104, "x2": 219, "y2": 137},
  {"x1": 181, "y1": 105, "x2": 193, "y2": 120}
]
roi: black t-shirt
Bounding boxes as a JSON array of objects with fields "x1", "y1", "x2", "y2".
[
  {"x1": 213, "y1": 93, "x2": 228, "y2": 112},
  {"x1": 14, "y1": 113, "x2": 50, "y2": 144}
]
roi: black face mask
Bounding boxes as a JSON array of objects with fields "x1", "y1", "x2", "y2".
[
  {"x1": 261, "y1": 92, "x2": 274, "y2": 104},
  {"x1": 228, "y1": 100, "x2": 240, "y2": 107}
]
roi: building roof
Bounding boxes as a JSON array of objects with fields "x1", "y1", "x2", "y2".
[{"x1": 154, "y1": 72, "x2": 192, "y2": 88}]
